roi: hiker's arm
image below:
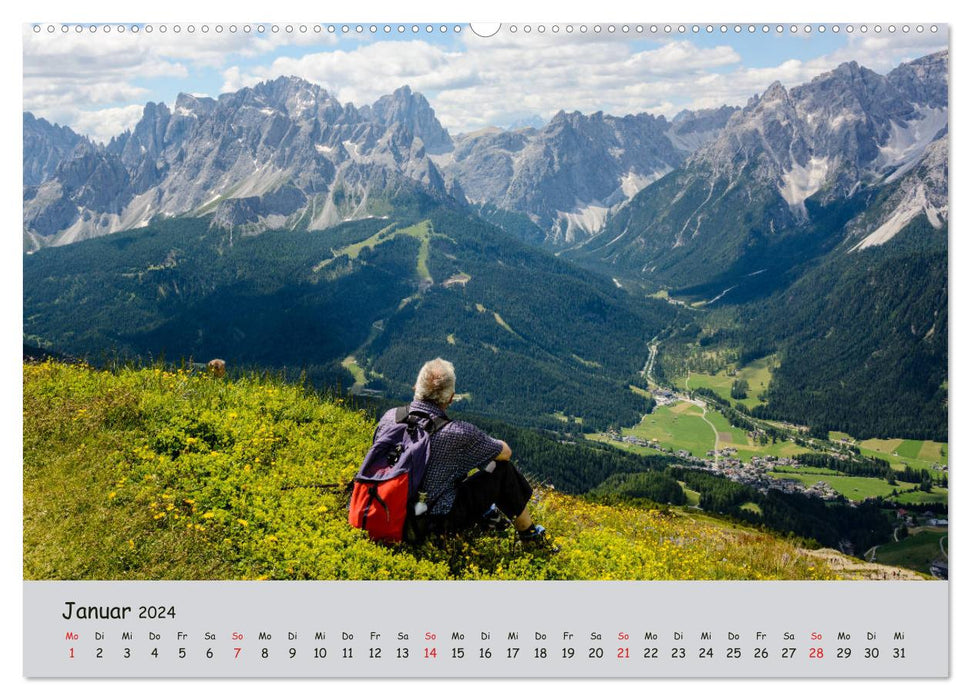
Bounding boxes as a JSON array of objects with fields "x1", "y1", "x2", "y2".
[{"x1": 496, "y1": 440, "x2": 512, "y2": 461}]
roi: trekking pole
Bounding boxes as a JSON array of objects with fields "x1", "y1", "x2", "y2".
[{"x1": 279, "y1": 483, "x2": 345, "y2": 491}]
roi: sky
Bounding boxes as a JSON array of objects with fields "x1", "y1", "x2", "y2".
[{"x1": 22, "y1": 22, "x2": 948, "y2": 144}]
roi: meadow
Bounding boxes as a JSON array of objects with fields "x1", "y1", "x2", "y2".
[
  {"x1": 609, "y1": 398, "x2": 812, "y2": 462},
  {"x1": 24, "y1": 361, "x2": 838, "y2": 581},
  {"x1": 767, "y1": 472, "x2": 905, "y2": 501},
  {"x1": 857, "y1": 438, "x2": 949, "y2": 471},
  {"x1": 685, "y1": 356, "x2": 776, "y2": 410},
  {"x1": 873, "y1": 528, "x2": 947, "y2": 574},
  {"x1": 623, "y1": 402, "x2": 714, "y2": 457}
]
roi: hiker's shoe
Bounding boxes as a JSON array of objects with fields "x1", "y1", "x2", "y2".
[
  {"x1": 518, "y1": 524, "x2": 559, "y2": 552},
  {"x1": 480, "y1": 505, "x2": 509, "y2": 532}
]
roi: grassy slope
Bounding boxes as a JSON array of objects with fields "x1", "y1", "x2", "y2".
[
  {"x1": 24, "y1": 361, "x2": 842, "y2": 581},
  {"x1": 873, "y1": 528, "x2": 947, "y2": 574},
  {"x1": 686, "y1": 356, "x2": 776, "y2": 410}
]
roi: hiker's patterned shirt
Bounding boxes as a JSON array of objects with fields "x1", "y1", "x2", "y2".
[{"x1": 375, "y1": 400, "x2": 504, "y2": 515}]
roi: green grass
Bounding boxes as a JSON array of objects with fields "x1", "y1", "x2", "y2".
[
  {"x1": 628, "y1": 384, "x2": 653, "y2": 400},
  {"x1": 895, "y1": 439, "x2": 924, "y2": 459},
  {"x1": 771, "y1": 466, "x2": 844, "y2": 477},
  {"x1": 894, "y1": 487, "x2": 949, "y2": 506},
  {"x1": 768, "y1": 472, "x2": 903, "y2": 501},
  {"x1": 473, "y1": 303, "x2": 523, "y2": 339},
  {"x1": 769, "y1": 469, "x2": 948, "y2": 505},
  {"x1": 686, "y1": 372, "x2": 733, "y2": 402},
  {"x1": 858, "y1": 438, "x2": 948, "y2": 470},
  {"x1": 626, "y1": 402, "x2": 715, "y2": 457},
  {"x1": 25, "y1": 361, "x2": 841, "y2": 581},
  {"x1": 396, "y1": 220, "x2": 433, "y2": 281},
  {"x1": 571, "y1": 354, "x2": 602, "y2": 368},
  {"x1": 705, "y1": 409, "x2": 751, "y2": 447},
  {"x1": 686, "y1": 356, "x2": 777, "y2": 410},
  {"x1": 341, "y1": 355, "x2": 367, "y2": 391},
  {"x1": 315, "y1": 222, "x2": 397, "y2": 269},
  {"x1": 313, "y1": 220, "x2": 438, "y2": 282},
  {"x1": 552, "y1": 411, "x2": 583, "y2": 426},
  {"x1": 607, "y1": 399, "x2": 815, "y2": 462},
  {"x1": 678, "y1": 482, "x2": 701, "y2": 507},
  {"x1": 873, "y1": 528, "x2": 947, "y2": 574},
  {"x1": 740, "y1": 502, "x2": 763, "y2": 516},
  {"x1": 918, "y1": 441, "x2": 948, "y2": 462}
]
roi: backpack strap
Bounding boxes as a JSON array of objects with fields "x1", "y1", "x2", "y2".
[
  {"x1": 428, "y1": 415, "x2": 451, "y2": 434},
  {"x1": 395, "y1": 406, "x2": 451, "y2": 434}
]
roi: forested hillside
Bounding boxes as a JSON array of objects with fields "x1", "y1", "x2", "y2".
[
  {"x1": 741, "y1": 222, "x2": 947, "y2": 440},
  {"x1": 24, "y1": 211, "x2": 678, "y2": 432}
]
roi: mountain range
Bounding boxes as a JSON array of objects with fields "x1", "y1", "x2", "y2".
[
  {"x1": 22, "y1": 50, "x2": 949, "y2": 440},
  {"x1": 23, "y1": 79, "x2": 738, "y2": 250}
]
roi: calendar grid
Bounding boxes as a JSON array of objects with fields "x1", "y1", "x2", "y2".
[{"x1": 25, "y1": 581, "x2": 949, "y2": 678}]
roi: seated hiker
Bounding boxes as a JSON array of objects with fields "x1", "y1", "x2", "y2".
[{"x1": 373, "y1": 358, "x2": 554, "y2": 548}]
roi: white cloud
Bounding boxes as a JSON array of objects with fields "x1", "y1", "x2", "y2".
[
  {"x1": 810, "y1": 32, "x2": 948, "y2": 73},
  {"x1": 220, "y1": 35, "x2": 743, "y2": 132},
  {"x1": 22, "y1": 25, "x2": 338, "y2": 135},
  {"x1": 221, "y1": 40, "x2": 477, "y2": 103},
  {"x1": 25, "y1": 25, "x2": 948, "y2": 140},
  {"x1": 72, "y1": 105, "x2": 147, "y2": 144}
]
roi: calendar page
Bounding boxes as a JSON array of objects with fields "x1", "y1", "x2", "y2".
[{"x1": 22, "y1": 19, "x2": 950, "y2": 679}]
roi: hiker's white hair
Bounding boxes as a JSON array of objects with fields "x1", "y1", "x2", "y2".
[{"x1": 414, "y1": 358, "x2": 456, "y2": 406}]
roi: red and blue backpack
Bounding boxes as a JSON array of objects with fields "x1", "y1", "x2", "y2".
[{"x1": 348, "y1": 407, "x2": 450, "y2": 542}]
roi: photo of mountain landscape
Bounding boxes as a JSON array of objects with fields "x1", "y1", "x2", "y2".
[{"x1": 23, "y1": 24, "x2": 948, "y2": 581}]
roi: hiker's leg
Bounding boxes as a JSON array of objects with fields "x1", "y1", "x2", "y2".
[
  {"x1": 512, "y1": 509, "x2": 533, "y2": 531},
  {"x1": 456, "y1": 460, "x2": 533, "y2": 526},
  {"x1": 491, "y1": 460, "x2": 533, "y2": 523}
]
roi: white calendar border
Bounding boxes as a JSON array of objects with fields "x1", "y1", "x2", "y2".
[{"x1": 6, "y1": 0, "x2": 963, "y2": 696}]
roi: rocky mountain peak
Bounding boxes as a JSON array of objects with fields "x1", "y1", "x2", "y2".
[
  {"x1": 888, "y1": 50, "x2": 948, "y2": 108},
  {"x1": 174, "y1": 91, "x2": 215, "y2": 113},
  {"x1": 367, "y1": 84, "x2": 452, "y2": 154},
  {"x1": 23, "y1": 113, "x2": 86, "y2": 187}
]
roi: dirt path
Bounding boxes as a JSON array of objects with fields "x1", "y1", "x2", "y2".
[
  {"x1": 685, "y1": 371, "x2": 719, "y2": 453},
  {"x1": 804, "y1": 548, "x2": 926, "y2": 580},
  {"x1": 700, "y1": 405, "x2": 719, "y2": 453},
  {"x1": 940, "y1": 535, "x2": 948, "y2": 559}
]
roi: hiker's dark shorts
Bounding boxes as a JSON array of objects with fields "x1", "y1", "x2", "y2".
[{"x1": 434, "y1": 460, "x2": 533, "y2": 532}]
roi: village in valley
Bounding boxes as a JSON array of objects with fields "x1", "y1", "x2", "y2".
[
  {"x1": 603, "y1": 426, "x2": 843, "y2": 501},
  {"x1": 592, "y1": 351, "x2": 949, "y2": 579}
]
